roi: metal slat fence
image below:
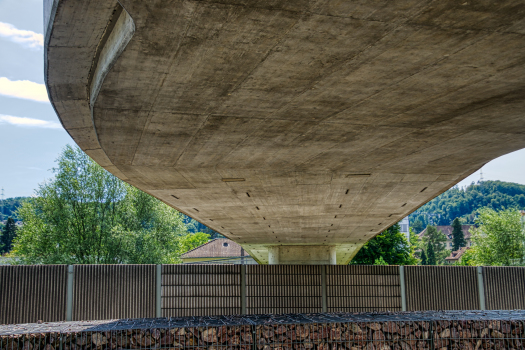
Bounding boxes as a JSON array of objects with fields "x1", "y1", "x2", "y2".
[
  {"x1": 483, "y1": 266, "x2": 525, "y2": 310},
  {"x1": 161, "y1": 265, "x2": 241, "y2": 317},
  {"x1": 0, "y1": 265, "x2": 68, "y2": 324},
  {"x1": 2, "y1": 265, "x2": 525, "y2": 325},
  {"x1": 73, "y1": 265, "x2": 156, "y2": 321},
  {"x1": 246, "y1": 265, "x2": 322, "y2": 315},
  {"x1": 404, "y1": 266, "x2": 480, "y2": 311},
  {"x1": 326, "y1": 265, "x2": 401, "y2": 312}
]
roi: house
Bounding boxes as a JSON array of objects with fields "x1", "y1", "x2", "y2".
[
  {"x1": 418, "y1": 225, "x2": 474, "y2": 250},
  {"x1": 445, "y1": 247, "x2": 470, "y2": 264},
  {"x1": 180, "y1": 238, "x2": 257, "y2": 264},
  {"x1": 399, "y1": 217, "x2": 410, "y2": 241}
]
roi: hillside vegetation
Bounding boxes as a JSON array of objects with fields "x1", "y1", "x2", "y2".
[
  {"x1": 0, "y1": 197, "x2": 29, "y2": 221},
  {"x1": 409, "y1": 180, "x2": 525, "y2": 232}
]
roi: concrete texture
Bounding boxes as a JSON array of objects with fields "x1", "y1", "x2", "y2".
[{"x1": 45, "y1": 0, "x2": 525, "y2": 264}]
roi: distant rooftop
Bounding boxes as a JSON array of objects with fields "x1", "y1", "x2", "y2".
[
  {"x1": 445, "y1": 247, "x2": 469, "y2": 262},
  {"x1": 181, "y1": 238, "x2": 250, "y2": 259},
  {"x1": 419, "y1": 225, "x2": 474, "y2": 240}
]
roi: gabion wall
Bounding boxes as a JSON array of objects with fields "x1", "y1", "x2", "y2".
[{"x1": 1, "y1": 319, "x2": 524, "y2": 350}]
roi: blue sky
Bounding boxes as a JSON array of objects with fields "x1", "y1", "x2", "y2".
[
  {"x1": 0, "y1": 0, "x2": 524, "y2": 199},
  {"x1": 0, "y1": 0, "x2": 73, "y2": 198}
]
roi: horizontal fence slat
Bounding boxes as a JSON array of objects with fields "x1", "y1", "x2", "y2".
[
  {"x1": 326, "y1": 265, "x2": 401, "y2": 312},
  {"x1": 161, "y1": 265, "x2": 241, "y2": 317}
]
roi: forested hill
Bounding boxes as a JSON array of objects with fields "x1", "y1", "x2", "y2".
[
  {"x1": 0, "y1": 197, "x2": 30, "y2": 221},
  {"x1": 409, "y1": 180, "x2": 525, "y2": 232}
]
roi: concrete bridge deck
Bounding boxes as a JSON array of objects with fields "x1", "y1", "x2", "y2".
[{"x1": 44, "y1": 0, "x2": 525, "y2": 264}]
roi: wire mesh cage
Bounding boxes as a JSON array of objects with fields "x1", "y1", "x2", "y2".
[{"x1": 1, "y1": 317, "x2": 524, "y2": 350}]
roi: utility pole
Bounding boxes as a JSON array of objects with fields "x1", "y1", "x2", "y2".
[{"x1": 0, "y1": 188, "x2": 4, "y2": 221}]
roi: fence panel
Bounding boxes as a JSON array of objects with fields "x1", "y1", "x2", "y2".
[
  {"x1": 162, "y1": 264, "x2": 241, "y2": 317},
  {"x1": 72, "y1": 265, "x2": 155, "y2": 321},
  {"x1": 405, "y1": 265, "x2": 479, "y2": 311},
  {"x1": 3, "y1": 265, "x2": 525, "y2": 325},
  {"x1": 326, "y1": 265, "x2": 401, "y2": 312},
  {"x1": 483, "y1": 266, "x2": 525, "y2": 310},
  {"x1": 0, "y1": 265, "x2": 68, "y2": 324},
  {"x1": 246, "y1": 265, "x2": 322, "y2": 314}
]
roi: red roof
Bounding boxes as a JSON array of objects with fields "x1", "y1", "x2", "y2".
[{"x1": 445, "y1": 247, "x2": 469, "y2": 261}]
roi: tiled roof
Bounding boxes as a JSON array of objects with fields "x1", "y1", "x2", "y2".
[
  {"x1": 445, "y1": 247, "x2": 469, "y2": 261},
  {"x1": 418, "y1": 225, "x2": 474, "y2": 240},
  {"x1": 180, "y1": 238, "x2": 250, "y2": 259}
]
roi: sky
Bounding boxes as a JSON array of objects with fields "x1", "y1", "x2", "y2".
[
  {"x1": 0, "y1": 0, "x2": 73, "y2": 198},
  {"x1": 0, "y1": 0, "x2": 524, "y2": 199}
]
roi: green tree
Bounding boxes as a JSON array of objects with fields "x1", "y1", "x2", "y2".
[
  {"x1": 177, "y1": 232, "x2": 211, "y2": 256},
  {"x1": 0, "y1": 217, "x2": 17, "y2": 254},
  {"x1": 420, "y1": 250, "x2": 427, "y2": 265},
  {"x1": 426, "y1": 241, "x2": 436, "y2": 265},
  {"x1": 408, "y1": 228, "x2": 421, "y2": 251},
  {"x1": 374, "y1": 256, "x2": 388, "y2": 265},
  {"x1": 453, "y1": 248, "x2": 477, "y2": 266},
  {"x1": 351, "y1": 224, "x2": 418, "y2": 265},
  {"x1": 451, "y1": 217, "x2": 466, "y2": 250},
  {"x1": 409, "y1": 181, "x2": 525, "y2": 227},
  {"x1": 13, "y1": 145, "x2": 188, "y2": 264},
  {"x1": 421, "y1": 225, "x2": 448, "y2": 264},
  {"x1": 411, "y1": 219, "x2": 424, "y2": 234},
  {"x1": 470, "y1": 208, "x2": 525, "y2": 266},
  {"x1": 0, "y1": 197, "x2": 29, "y2": 221}
]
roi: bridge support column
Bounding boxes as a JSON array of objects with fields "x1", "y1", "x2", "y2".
[{"x1": 268, "y1": 245, "x2": 337, "y2": 265}]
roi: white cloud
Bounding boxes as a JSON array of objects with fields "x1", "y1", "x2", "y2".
[
  {"x1": 0, "y1": 114, "x2": 62, "y2": 129},
  {"x1": 0, "y1": 77, "x2": 49, "y2": 103},
  {"x1": 0, "y1": 22, "x2": 43, "y2": 49}
]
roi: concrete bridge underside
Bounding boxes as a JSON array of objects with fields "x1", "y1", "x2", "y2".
[{"x1": 45, "y1": 0, "x2": 525, "y2": 264}]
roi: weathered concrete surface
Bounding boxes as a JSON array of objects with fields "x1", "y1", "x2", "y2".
[{"x1": 45, "y1": 0, "x2": 525, "y2": 264}]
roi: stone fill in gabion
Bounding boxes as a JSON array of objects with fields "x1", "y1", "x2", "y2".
[{"x1": 1, "y1": 311, "x2": 525, "y2": 350}]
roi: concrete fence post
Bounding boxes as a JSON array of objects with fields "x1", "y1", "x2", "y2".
[
  {"x1": 156, "y1": 265, "x2": 162, "y2": 318},
  {"x1": 241, "y1": 265, "x2": 247, "y2": 315},
  {"x1": 477, "y1": 266, "x2": 486, "y2": 310},
  {"x1": 399, "y1": 265, "x2": 407, "y2": 311},
  {"x1": 66, "y1": 265, "x2": 74, "y2": 321},
  {"x1": 321, "y1": 265, "x2": 327, "y2": 313}
]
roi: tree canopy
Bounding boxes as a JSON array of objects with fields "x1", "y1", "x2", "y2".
[
  {"x1": 12, "y1": 145, "x2": 203, "y2": 264},
  {"x1": 426, "y1": 241, "x2": 436, "y2": 265},
  {"x1": 451, "y1": 217, "x2": 466, "y2": 250},
  {"x1": 420, "y1": 225, "x2": 448, "y2": 264},
  {"x1": 350, "y1": 224, "x2": 418, "y2": 265},
  {"x1": 0, "y1": 217, "x2": 17, "y2": 254},
  {"x1": 409, "y1": 181, "x2": 525, "y2": 230},
  {"x1": 178, "y1": 232, "x2": 211, "y2": 255},
  {"x1": 0, "y1": 197, "x2": 28, "y2": 221},
  {"x1": 469, "y1": 208, "x2": 525, "y2": 266},
  {"x1": 420, "y1": 249, "x2": 427, "y2": 265}
]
